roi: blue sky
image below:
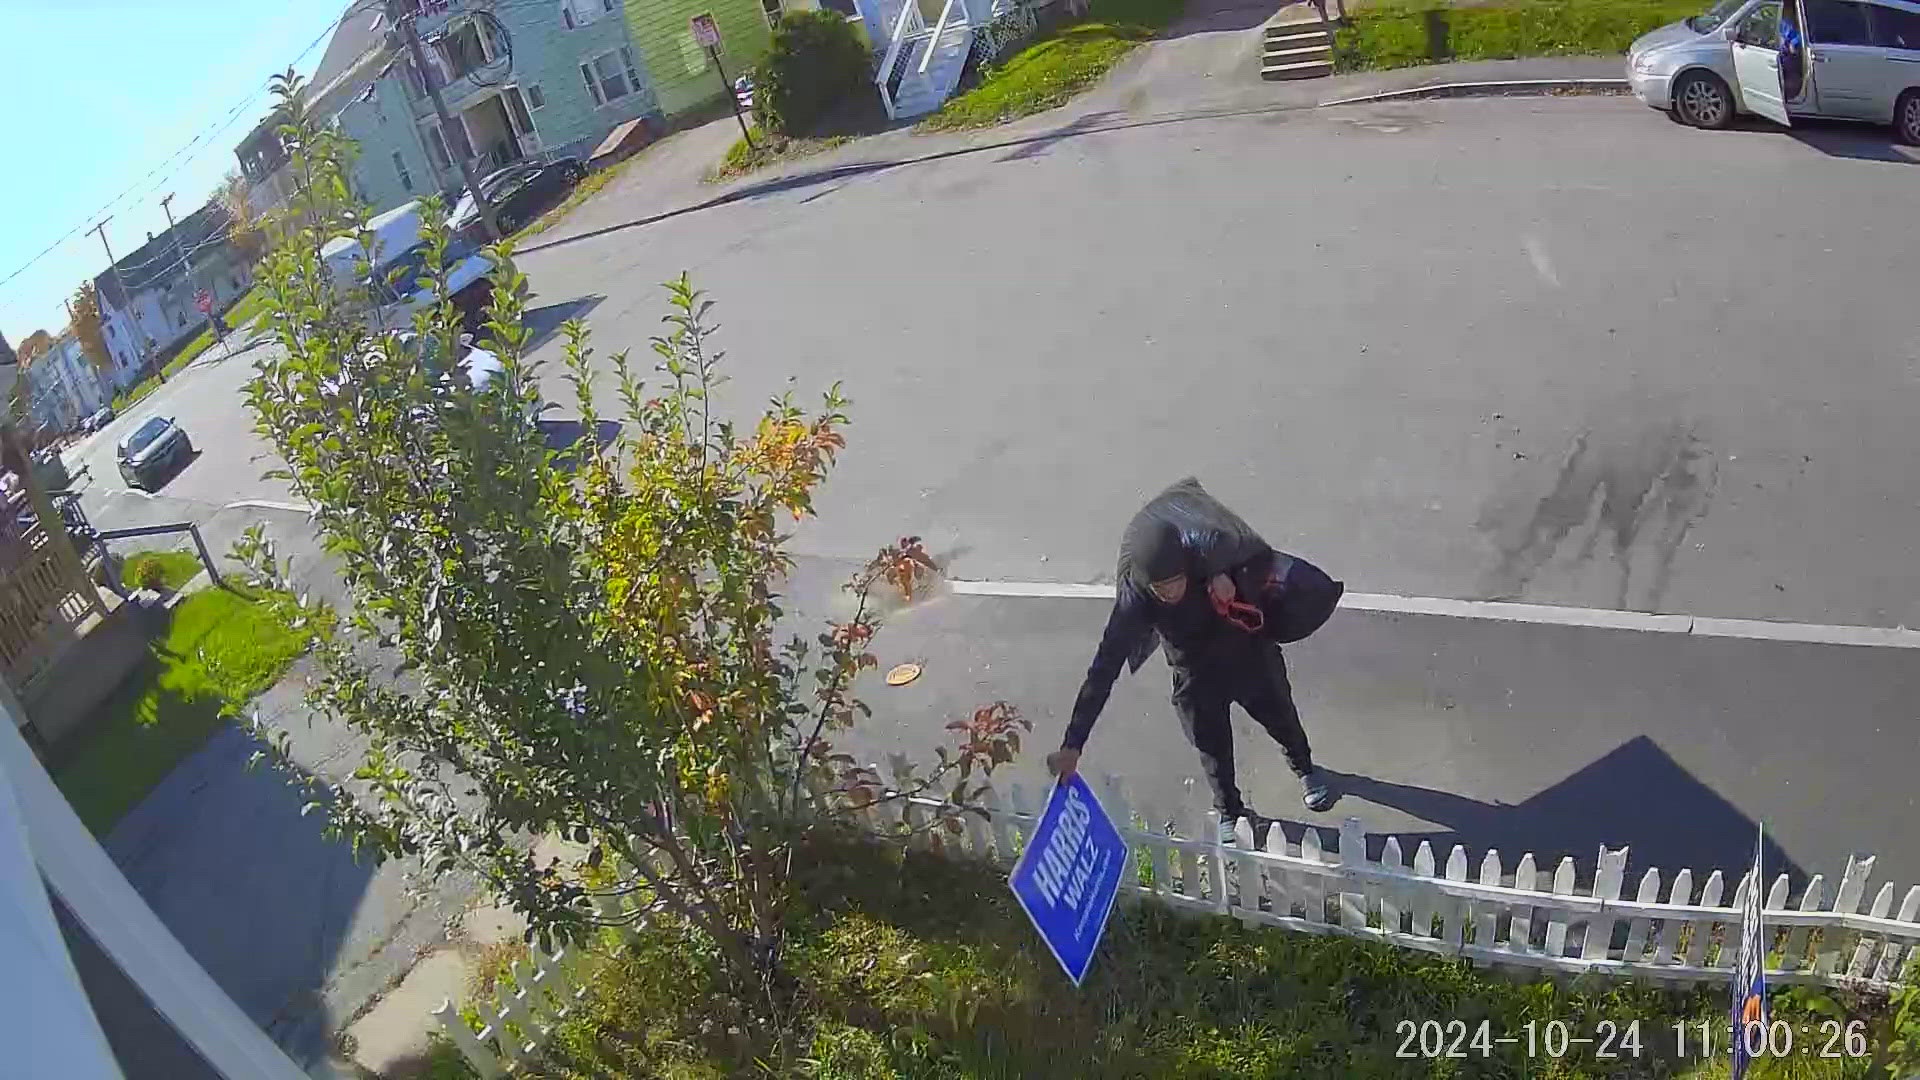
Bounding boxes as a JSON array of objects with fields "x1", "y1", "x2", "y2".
[{"x1": 0, "y1": 1, "x2": 348, "y2": 341}]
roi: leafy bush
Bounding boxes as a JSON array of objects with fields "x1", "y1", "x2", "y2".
[
  {"x1": 235, "y1": 69, "x2": 1026, "y2": 1045},
  {"x1": 751, "y1": 10, "x2": 870, "y2": 136}
]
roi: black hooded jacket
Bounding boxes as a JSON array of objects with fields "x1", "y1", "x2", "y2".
[{"x1": 1062, "y1": 478, "x2": 1273, "y2": 751}]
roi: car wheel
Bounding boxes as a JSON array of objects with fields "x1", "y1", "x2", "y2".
[
  {"x1": 1896, "y1": 90, "x2": 1920, "y2": 146},
  {"x1": 1673, "y1": 72, "x2": 1733, "y2": 129},
  {"x1": 120, "y1": 469, "x2": 141, "y2": 492}
]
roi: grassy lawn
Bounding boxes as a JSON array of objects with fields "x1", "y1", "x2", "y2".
[
  {"x1": 165, "y1": 286, "x2": 271, "y2": 372},
  {"x1": 120, "y1": 548, "x2": 203, "y2": 593},
  {"x1": 426, "y1": 834, "x2": 1895, "y2": 1078},
  {"x1": 709, "y1": 125, "x2": 856, "y2": 182},
  {"x1": 1334, "y1": 0, "x2": 1699, "y2": 70},
  {"x1": 52, "y1": 585, "x2": 313, "y2": 835},
  {"x1": 922, "y1": 0, "x2": 1188, "y2": 131},
  {"x1": 514, "y1": 158, "x2": 633, "y2": 242}
]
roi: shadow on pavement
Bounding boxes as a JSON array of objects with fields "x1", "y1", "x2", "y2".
[
  {"x1": 104, "y1": 724, "x2": 377, "y2": 1067},
  {"x1": 1286, "y1": 735, "x2": 1802, "y2": 888},
  {"x1": 1162, "y1": 0, "x2": 1300, "y2": 36},
  {"x1": 1786, "y1": 120, "x2": 1919, "y2": 164},
  {"x1": 522, "y1": 294, "x2": 607, "y2": 353}
]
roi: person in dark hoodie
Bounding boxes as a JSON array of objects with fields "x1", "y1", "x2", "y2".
[{"x1": 1046, "y1": 478, "x2": 1337, "y2": 842}]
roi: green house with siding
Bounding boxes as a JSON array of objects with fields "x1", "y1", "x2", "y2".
[{"x1": 622, "y1": 0, "x2": 865, "y2": 116}]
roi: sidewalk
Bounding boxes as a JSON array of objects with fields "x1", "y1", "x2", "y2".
[
  {"x1": 96, "y1": 506, "x2": 484, "y2": 1075},
  {"x1": 518, "y1": 54, "x2": 1627, "y2": 260}
]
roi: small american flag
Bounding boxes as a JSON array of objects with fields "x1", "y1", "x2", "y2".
[{"x1": 1730, "y1": 825, "x2": 1768, "y2": 1080}]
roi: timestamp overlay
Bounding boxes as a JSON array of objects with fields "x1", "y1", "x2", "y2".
[{"x1": 1391, "y1": 1018, "x2": 1876, "y2": 1062}]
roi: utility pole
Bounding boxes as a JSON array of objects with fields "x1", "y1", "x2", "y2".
[
  {"x1": 159, "y1": 193, "x2": 219, "y2": 357},
  {"x1": 388, "y1": 0, "x2": 502, "y2": 242},
  {"x1": 87, "y1": 218, "x2": 157, "y2": 386}
]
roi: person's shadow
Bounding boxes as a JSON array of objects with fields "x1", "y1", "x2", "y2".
[{"x1": 1282, "y1": 735, "x2": 1801, "y2": 888}]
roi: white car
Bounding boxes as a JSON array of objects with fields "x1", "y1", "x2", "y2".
[
  {"x1": 320, "y1": 200, "x2": 497, "y2": 335},
  {"x1": 1627, "y1": 0, "x2": 1920, "y2": 142}
]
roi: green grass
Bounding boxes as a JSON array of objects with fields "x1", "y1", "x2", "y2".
[
  {"x1": 1334, "y1": 0, "x2": 1699, "y2": 70},
  {"x1": 120, "y1": 548, "x2": 204, "y2": 593},
  {"x1": 165, "y1": 286, "x2": 271, "y2": 372},
  {"x1": 52, "y1": 585, "x2": 314, "y2": 835},
  {"x1": 708, "y1": 126, "x2": 857, "y2": 182},
  {"x1": 923, "y1": 0, "x2": 1188, "y2": 130},
  {"x1": 429, "y1": 835, "x2": 1892, "y2": 1079},
  {"x1": 514, "y1": 161, "x2": 629, "y2": 242}
]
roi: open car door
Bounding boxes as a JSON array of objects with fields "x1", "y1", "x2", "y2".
[{"x1": 1731, "y1": 0, "x2": 1809, "y2": 125}]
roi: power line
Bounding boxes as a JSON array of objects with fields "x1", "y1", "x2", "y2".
[{"x1": 0, "y1": 0, "x2": 382, "y2": 298}]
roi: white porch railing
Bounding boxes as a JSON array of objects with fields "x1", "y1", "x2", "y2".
[
  {"x1": 874, "y1": 0, "x2": 929, "y2": 119},
  {"x1": 921, "y1": 0, "x2": 961, "y2": 74},
  {"x1": 431, "y1": 774, "x2": 1920, "y2": 1076}
]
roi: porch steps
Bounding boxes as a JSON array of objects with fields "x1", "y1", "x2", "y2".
[{"x1": 1261, "y1": 16, "x2": 1335, "y2": 81}]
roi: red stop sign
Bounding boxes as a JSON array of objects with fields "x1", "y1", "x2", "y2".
[{"x1": 195, "y1": 289, "x2": 213, "y2": 315}]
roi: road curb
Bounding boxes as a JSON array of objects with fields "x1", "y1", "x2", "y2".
[{"x1": 1319, "y1": 78, "x2": 1630, "y2": 108}]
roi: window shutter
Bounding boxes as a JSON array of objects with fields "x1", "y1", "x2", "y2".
[
  {"x1": 581, "y1": 62, "x2": 603, "y2": 104},
  {"x1": 562, "y1": 2, "x2": 575, "y2": 28}
]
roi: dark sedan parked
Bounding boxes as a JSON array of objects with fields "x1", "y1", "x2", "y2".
[
  {"x1": 448, "y1": 157, "x2": 588, "y2": 240},
  {"x1": 117, "y1": 415, "x2": 193, "y2": 491}
]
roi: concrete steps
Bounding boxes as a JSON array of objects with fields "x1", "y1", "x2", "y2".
[{"x1": 1261, "y1": 19, "x2": 1334, "y2": 81}]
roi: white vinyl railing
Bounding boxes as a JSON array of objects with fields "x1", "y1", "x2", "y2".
[
  {"x1": 920, "y1": 0, "x2": 959, "y2": 74},
  {"x1": 432, "y1": 772, "x2": 1920, "y2": 1076},
  {"x1": 874, "y1": 0, "x2": 929, "y2": 119}
]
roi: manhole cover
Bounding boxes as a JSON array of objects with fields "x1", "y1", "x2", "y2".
[{"x1": 885, "y1": 663, "x2": 922, "y2": 686}]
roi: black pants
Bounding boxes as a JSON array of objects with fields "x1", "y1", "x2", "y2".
[{"x1": 1171, "y1": 644, "x2": 1313, "y2": 818}]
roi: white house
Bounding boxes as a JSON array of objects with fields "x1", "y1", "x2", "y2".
[
  {"x1": 92, "y1": 203, "x2": 252, "y2": 384},
  {"x1": 25, "y1": 334, "x2": 111, "y2": 435}
]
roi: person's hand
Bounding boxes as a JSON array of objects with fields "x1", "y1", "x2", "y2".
[
  {"x1": 1046, "y1": 747, "x2": 1081, "y2": 781},
  {"x1": 1209, "y1": 573, "x2": 1236, "y2": 604}
]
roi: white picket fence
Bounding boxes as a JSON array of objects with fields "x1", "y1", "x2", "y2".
[{"x1": 432, "y1": 774, "x2": 1920, "y2": 1076}]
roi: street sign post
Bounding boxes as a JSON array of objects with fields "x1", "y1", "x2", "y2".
[
  {"x1": 692, "y1": 14, "x2": 755, "y2": 149},
  {"x1": 1008, "y1": 773, "x2": 1127, "y2": 986}
]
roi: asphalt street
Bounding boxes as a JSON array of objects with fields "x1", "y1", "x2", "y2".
[
  {"x1": 52, "y1": 86, "x2": 1920, "y2": 1050},
  {"x1": 517, "y1": 93, "x2": 1920, "y2": 630}
]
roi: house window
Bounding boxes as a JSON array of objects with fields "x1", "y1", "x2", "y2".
[
  {"x1": 762, "y1": 0, "x2": 783, "y2": 27},
  {"x1": 393, "y1": 151, "x2": 414, "y2": 192},
  {"x1": 580, "y1": 48, "x2": 642, "y2": 104},
  {"x1": 526, "y1": 83, "x2": 546, "y2": 109},
  {"x1": 561, "y1": 0, "x2": 604, "y2": 27}
]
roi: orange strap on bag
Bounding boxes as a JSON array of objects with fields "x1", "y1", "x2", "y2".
[{"x1": 1212, "y1": 593, "x2": 1265, "y2": 634}]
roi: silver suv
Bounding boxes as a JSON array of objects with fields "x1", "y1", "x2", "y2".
[{"x1": 1628, "y1": 0, "x2": 1920, "y2": 142}]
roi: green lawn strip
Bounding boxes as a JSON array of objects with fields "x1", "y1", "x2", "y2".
[
  {"x1": 120, "y1": 548, "x2": 204, "y2": 593},
  {"x1": 1334, "y1": 0, "x2": 1698, "y2": 70},
  {"x1": 442, "y1": 834, "x2": 1891, "y2": 1078},
  {"x1": 923, "y1": 0, "x2": 1188, "y2": 131},
  {"x1": 52, "y1": 585, "x2": 313, "y2": 835},
  {"x1": 513, "y1": 156, "x2": 638, "y2": 242},
  {"x1": 707, "y1": 126, "x2": 854, "y2": 183}
]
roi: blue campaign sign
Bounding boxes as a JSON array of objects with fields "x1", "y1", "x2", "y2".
[{"x1": 1008, "y1": 772, "x2": 1128, "y2": 986}]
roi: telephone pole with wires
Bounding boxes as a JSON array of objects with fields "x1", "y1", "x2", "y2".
[
  {"x1": 387, "y1": 0, "x2": 503, "y2": 242},
  {"x1": 86, "y1": 218, "x2": 159, "y2": 385},
  {"x1": 158, "y1": 193, "x2": 224, "y2": 359}
]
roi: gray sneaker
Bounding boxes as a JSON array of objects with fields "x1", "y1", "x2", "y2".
[
  {"x1": 1218, "y1": 810, "x2": 1275, "y2": 847},
  {"x1": 1301, "y1": 770, "x2": 1336, "y2": 813}
]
